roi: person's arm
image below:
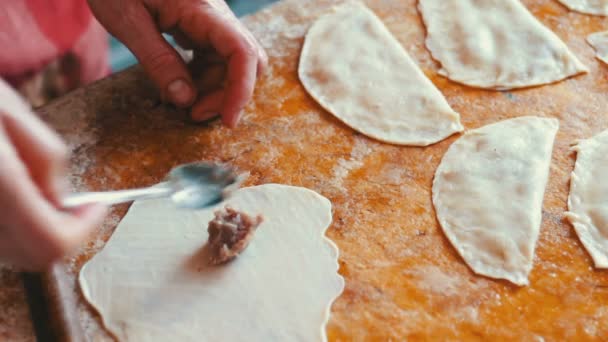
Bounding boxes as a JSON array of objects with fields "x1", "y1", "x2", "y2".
[
  {"x1": 0, "y1": 79, "x2": 106, "y2": 270},
  {"x1": 88, "y1": 0, "x2": 268, "y2": 127}
]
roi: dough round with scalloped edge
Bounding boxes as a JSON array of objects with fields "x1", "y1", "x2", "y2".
[{"x1": 79, "y1": 184, "x2": 344, "y2": 341}]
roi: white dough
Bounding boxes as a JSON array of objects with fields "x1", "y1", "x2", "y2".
[
  {"x1": 418, "y1": 0, "x2": 588, "y2": 90},
  {"x1": 557, "y1": 0, "x2": 608, "y2": 16},
  {"x1": 433, "y1": 117, "x2": 559, "y2": 285},
  {"x1": 587, "y1": 31, "x2": 608, "y2": 64},
  {"x1": 298, "y1": 2, "x2": 463, "y2": 146},
  {"x1": 566, "y1": 129, "x2": 608, "y2": 268},
  {"x1": 79, "y1": 184, "x2": 344, "y2": 341}
]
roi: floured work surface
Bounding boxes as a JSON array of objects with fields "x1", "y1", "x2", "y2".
[{"x1": 38, "y1": 0, "x2": 608, "y2": 340}]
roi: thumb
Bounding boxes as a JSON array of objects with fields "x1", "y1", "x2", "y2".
[{"x1": 107, "y1": 4, "x2": 196, "y2": 107}]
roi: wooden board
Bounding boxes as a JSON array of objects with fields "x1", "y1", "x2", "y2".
[{"x1": 38, "y1": 0, "x2": 608, "y2": 340}]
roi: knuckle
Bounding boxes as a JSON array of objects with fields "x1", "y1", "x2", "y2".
[
  {"x1": 179, "y1": 9, "x2": 199, "y2": 30},
  {"x1": 198, "y1": 0, "x2": 215, "y2": 10},
  {"x1": 240, "y1": 42, "x2": 258, "y2": 59},
  {"x1": 201, "y1": 0, "x2": 230, "y2": 15},
  {"x1": 140, "y1": 50, "x2": 180, "y2": 75}
]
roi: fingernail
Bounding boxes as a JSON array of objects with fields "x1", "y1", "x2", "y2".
[
  {"x1": 167, "y1": 79, "x2": 193, "y2": 107},
  {"x1": 193, "y1": 112, "x2": 218, "y2": 122}
]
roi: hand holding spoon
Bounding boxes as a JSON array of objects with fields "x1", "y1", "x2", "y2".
[{"x1": 62, "y1": 162, "x2": 243, "y2": 210}]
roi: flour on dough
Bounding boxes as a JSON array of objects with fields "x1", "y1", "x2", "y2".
[
  {"x1": 418, "y1": 0, "x2": 588, "y2": 90},
  {"x1": 433, "y1": 117, "x2": 559, "y2": 285},
  {"x1": 587, "y1": 31, "x2": 608, "y2": 64},
  {"x1": 298, "y1": 2, "x2": 463, "y2": 146},
  {"x1": 557, "y1": 0, "x2": 608, "y2": 16},
  {"x1": 566, "y1": 130, "x2": 608, "y2": 268},
  {"x1": 79, "y1": 184, "x2": 344, "y2": 341}
]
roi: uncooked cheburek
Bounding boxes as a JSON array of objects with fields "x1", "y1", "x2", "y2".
[
  {"x1": 79, "y1": 184, "x2": 344, "y2": 341},
  {"x1": 298, "y1": 2, "x2": 463, "y2": 146},
  {"x1": 566, "y1": 129, "x2": 608, "y2": 268},
  {"x1": 557, "y1": 0, "x2": 608, "y2": 16},
  {"x1": 587, "y1": 31, "x2": 608, "y2": 64},
  {"x1": 418, "y1": 0, "x2": 588, "y2": 90},
  {"x1": 433, "y1": 117, "x2": 559, "y2": 286}
]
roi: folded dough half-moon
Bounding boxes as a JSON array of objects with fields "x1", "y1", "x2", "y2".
[
  {"x1": 587, "y1": 31, "x2": 608, "y2": 64},
  {"x1": 557, "y1": 0, "x2": 608, "y2": 16},
  {"x1": 418, "y1": 0, "x2": 588, "y2": 90},
  {"x1": 299, "y1": 2, "x2": 463, "y2": 146},
  {"x1": 566, "y1": 129, "x2": 608, "y2": 268},
  {"x1": 433, "y1": 117, "x2": 559, "y2": 285}
]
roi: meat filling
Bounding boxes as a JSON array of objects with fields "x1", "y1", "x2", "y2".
[{"x1": 207, "y1": 206, "x2": 263, "y2": 265}]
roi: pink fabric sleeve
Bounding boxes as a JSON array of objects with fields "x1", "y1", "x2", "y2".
[{"x1": 0, "y1": 0, "x2": 109, "y2": 88}]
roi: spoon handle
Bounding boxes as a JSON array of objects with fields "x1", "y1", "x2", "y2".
[{"x1": 62, "y1": 183, "x2": 173, "y2": 209}]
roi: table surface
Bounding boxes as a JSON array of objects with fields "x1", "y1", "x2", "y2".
[
  {"x1": 8, "y1": 0, "x2": 608, "y2": 340},
  {"x1": 0, "y1": 266, "x2": 35, "y2": 342}
]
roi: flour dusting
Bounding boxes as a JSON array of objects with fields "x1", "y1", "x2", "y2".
[
  {"x1": 330, "y1": 137, "x2": 373, "y2": 190},
  {"x1": 408, "y1": 265, "x2": 463, "y2": 296}
]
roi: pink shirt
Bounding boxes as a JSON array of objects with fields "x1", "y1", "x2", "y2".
[{"x1": 0, "y1": 0, "x2": 109, "y2": 88}]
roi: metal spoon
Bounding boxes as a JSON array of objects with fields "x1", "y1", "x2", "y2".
[{"x1": 62, "y1": 162, "x2": 244, "y2": 210}]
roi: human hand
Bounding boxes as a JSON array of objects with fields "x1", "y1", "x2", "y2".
[
  {"x1": 88, "y1": 0, "x2": 268, "y2": 127},
  {"x1": 0, "y1": 80, "x2": 106, "y2": 270}
]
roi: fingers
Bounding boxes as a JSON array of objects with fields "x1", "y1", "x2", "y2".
[
  {"x1": 191, "y1": 89, "x2": 224, "y2": 121},
  {"x1": 190, "y1": 58, "x2": 226, "y2": 93},
  {"x1": 91, "y1": 0, "x2": 267, "y2": 125},
  {"x1": 89, "y1": 0, "x2": 196, "y2": 107},
  {"x1": 178, "y1": 2, "x2": 267, "y2": 126},
  {"x1": 256, "y1": 43, "x2": 269, "y2": 77},
  {"x1": 170, "y1": 30, "x2": 198, "y2": 51},
  {"x1": 239, "y1": 26, "x2": 268, "y2": 76},
  {"x1": 0, "y1": 80, "x2": 68, "y2": 203},
  {"x1": 0, "y1": 128, "x2": 106, "y2": 270},
  {"x1": 0, "y1": 81, "x2": 106, "y2": 269},
  {"x1": 1, "y1": 114, "x2": 68, "y2": 203},
  {"x1": 222, "y1": 46, "x2": 258, "y2": 127}
]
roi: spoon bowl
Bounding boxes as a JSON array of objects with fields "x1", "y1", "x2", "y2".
[{"x1": 168, "y1": 163, "x2": 244, "y2": 209}]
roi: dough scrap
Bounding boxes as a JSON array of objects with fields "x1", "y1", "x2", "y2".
[
  {"x1": 566, "y1": 129, "x2": 608, "y2": 268},
  {"x1": 587, "y1": 31, "x2": 608, "y2": 64},
  {"x1": 298, "y1": 2, "x2": 463, "y2": 146},
  {"x1": 433, "y1": 117, "x2": 559, "y2": 285},
  {"x1": 79, "y1": 184, "x2": 344, "y2": 341},
  {"x1": 557, "y1": 0, "x2": 608, "y2": 16},
  {"x1": 418, "y1": 0, "x2": 588, "y2": 90}
]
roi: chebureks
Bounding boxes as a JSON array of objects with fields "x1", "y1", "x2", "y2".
[
  {"x1": 298, "y1": 2, "x2": 463, "y2": 146},
  {"x1": 566, "y1": 129, "x2": 608, "y2": 268},
  {"x1": 418, "y1": 0, "x2": 588, "y2": 90},
  {"x1": 433, "y1": 117, "x2": 559, "y2": 285}
]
